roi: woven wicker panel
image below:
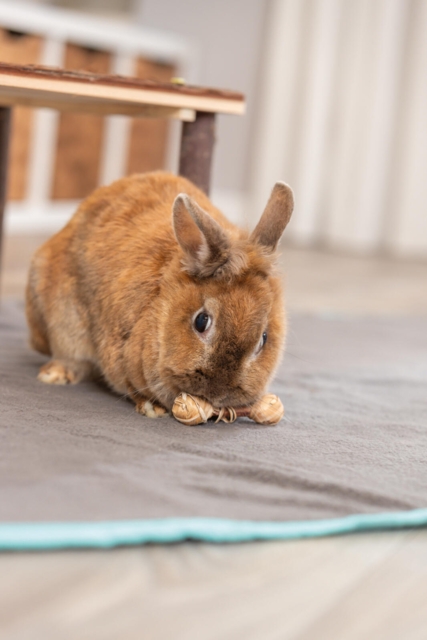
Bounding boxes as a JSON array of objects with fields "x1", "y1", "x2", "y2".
[
  {"x1": 0, "y1": 28, "x2": 42, "y2": 200},
  {"x1": 51, "y1": 43, "x2": 111, "y2": 200},
  {"x1": 126, "y1": 58, "x2": 175, "y2": 175}
]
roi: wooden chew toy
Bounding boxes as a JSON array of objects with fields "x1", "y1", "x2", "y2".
[{"x1": 172, "y1": 393, "x2": 284, "y2": 426}]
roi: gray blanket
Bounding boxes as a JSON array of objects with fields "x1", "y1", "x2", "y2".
[{"x1": 1, "y1": 301, "x2": 426, "y2": 526}]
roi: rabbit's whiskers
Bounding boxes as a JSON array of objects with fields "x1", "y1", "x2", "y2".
[{"x1": 117, "y1": 385, "x2": 152, "y2": 402}]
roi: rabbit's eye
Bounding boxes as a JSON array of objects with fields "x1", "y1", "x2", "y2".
[
  {"x1": 256, "y1": 331, "x2": 268, "y2": 354},
  {"x1": 194, "y1": 312, "x2": 211, "y2": 333}
]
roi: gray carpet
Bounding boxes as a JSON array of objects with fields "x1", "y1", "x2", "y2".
[{"x1": 1, "y1": 301, "x2": 426, "y2": 524}]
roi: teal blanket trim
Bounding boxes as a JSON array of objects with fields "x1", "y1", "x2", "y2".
[{"x1": 1, "y1": 508, "x2": 427, "y2": 550}]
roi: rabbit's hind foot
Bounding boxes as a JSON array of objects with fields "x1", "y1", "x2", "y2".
[{"x1": 37, "y1": 359, "x2": 92, "y2": 385}]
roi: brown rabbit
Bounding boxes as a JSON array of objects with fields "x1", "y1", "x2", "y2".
[{"x1": 26, "y1": 172, "x2": 293, "y2": 417}]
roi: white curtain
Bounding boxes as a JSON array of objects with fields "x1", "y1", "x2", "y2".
[{"x1": 250, "y1": 0, "x2": 427, "y2": 257}]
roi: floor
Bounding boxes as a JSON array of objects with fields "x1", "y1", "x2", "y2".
[{"x1": 1, "y1": 234, "x2": 427, "y2": 640}]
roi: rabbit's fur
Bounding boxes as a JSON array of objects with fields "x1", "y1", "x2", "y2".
[{"x1": 26, "y1": 172, "x2": 293, "y2": 416}]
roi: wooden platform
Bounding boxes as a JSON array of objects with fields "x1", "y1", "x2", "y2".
[
  {"x1": 0, "y1": 61, "x2": 246, "y2": 268},
  {"x1": 0, "y1": 61, "x2": 245, "y2": 119}
]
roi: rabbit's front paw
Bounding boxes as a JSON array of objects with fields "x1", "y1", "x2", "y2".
[
  {"x1": 37, "y1": 359, "x2": 91, "y2": 385},
  {"x1": 135, "y1": 399, "x2": 168, "y2": 418}
]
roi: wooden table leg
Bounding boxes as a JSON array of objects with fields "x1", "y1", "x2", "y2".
[
  {"x1": 179, "y1": 111, "x2": 216, "y2": 195},
  {"x1": 0, "y1": 106, "x2": 11, "y2": 290}
]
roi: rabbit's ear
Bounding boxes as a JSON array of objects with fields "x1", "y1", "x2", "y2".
[
  {"x1": 173, "y1": 193, "x2": 231, "y2": 276},
  {"x1": 250, "y1": 182, "x2": 294, "y2": 252}
]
